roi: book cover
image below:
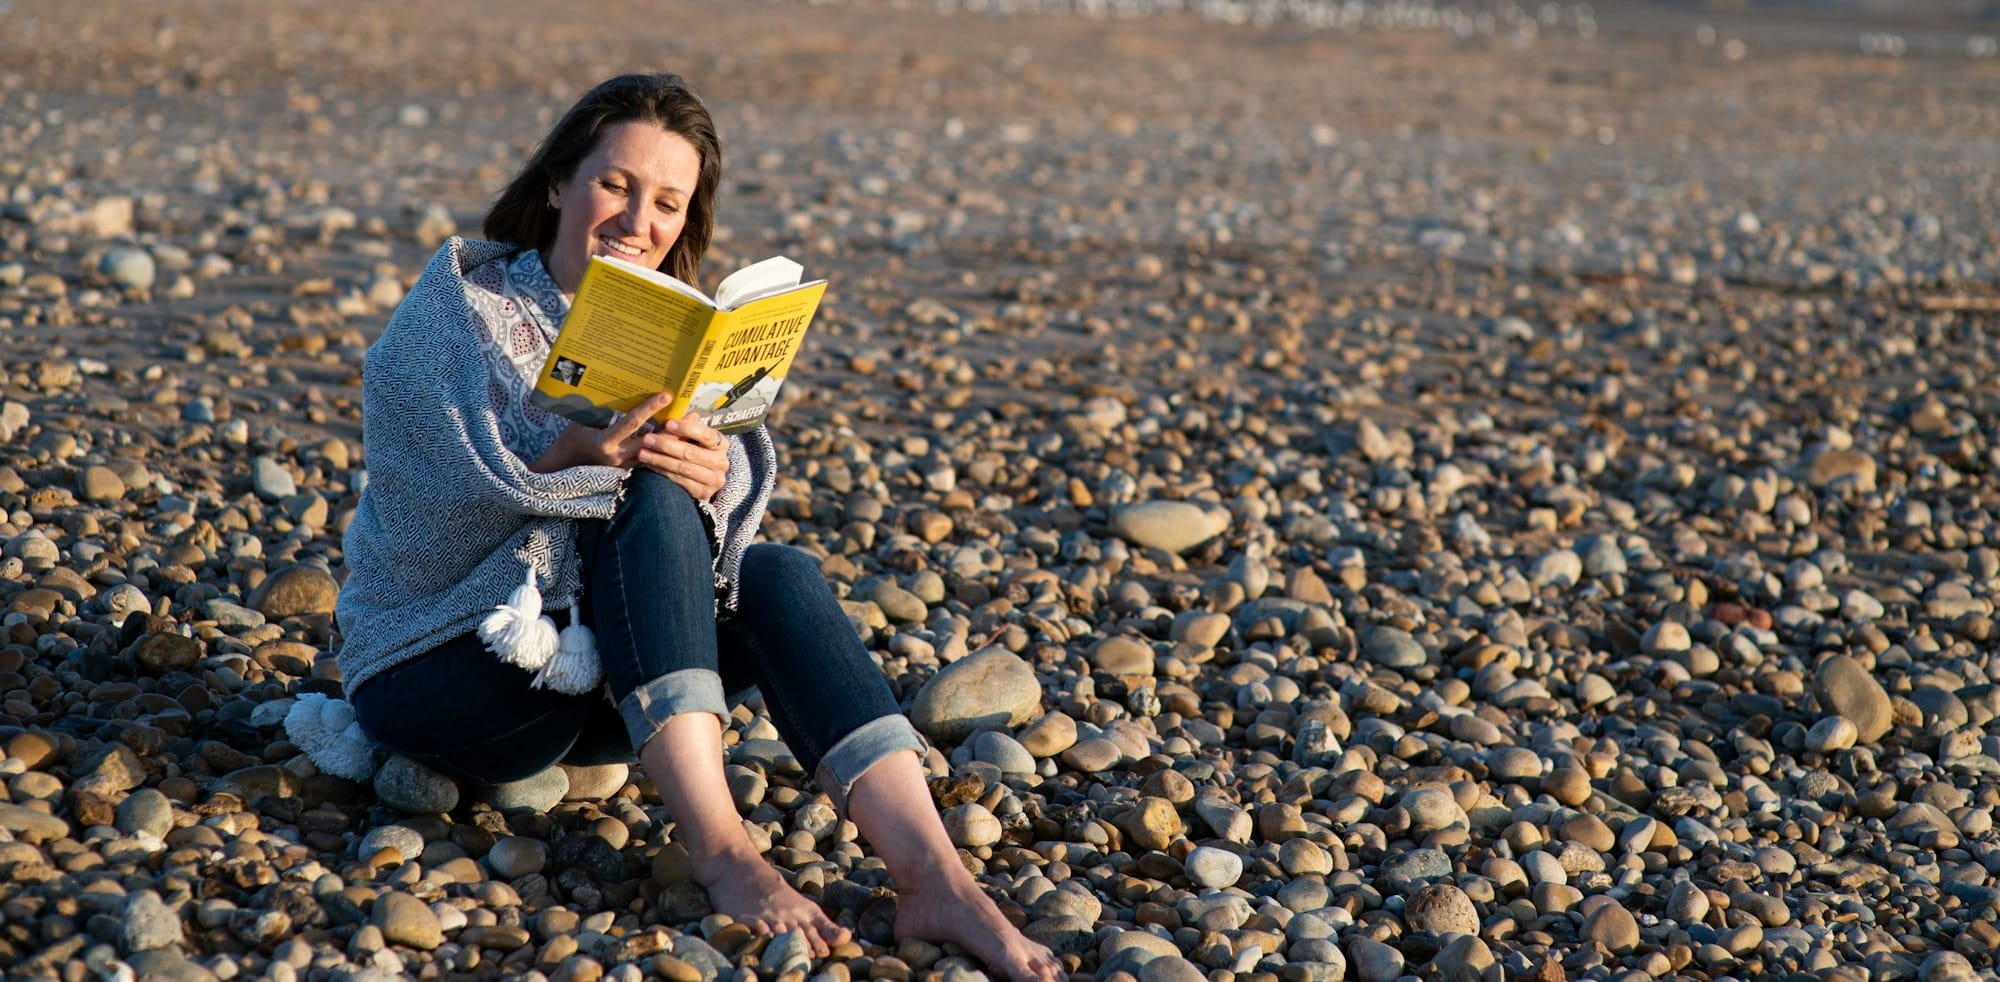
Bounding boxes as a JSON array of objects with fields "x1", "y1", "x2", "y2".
[{"x1": 530, "y1": 256, "x2": 825, "y2": 434}]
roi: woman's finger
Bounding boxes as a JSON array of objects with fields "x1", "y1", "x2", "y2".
[
  {"x1": 666, "y1": 412, "x2": 724, "y2": 450},
  {"x1": 612, "y1": 392, "x2": 676, "y2": 440},
  {"x1": 637, "y1": 449, "x2": 721, "y2": 498}
]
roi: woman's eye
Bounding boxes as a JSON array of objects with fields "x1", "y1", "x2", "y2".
[
  {"x1": 599, "y1": 180, "x2": 626, "y2": 194},
  {"x1": 656, "y1": 201, "x2": 680, "y2": 214}
]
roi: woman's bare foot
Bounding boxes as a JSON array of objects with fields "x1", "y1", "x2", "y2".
[
  {"x1": 894, "y1": 874, "x2": 1064, "y2": 982},
  {"x1": 691, "y1": 845, "x2": 850, "y2": 957},
  {"x1": 638, "y1": 714, "x2": 849, "y2": 958}
]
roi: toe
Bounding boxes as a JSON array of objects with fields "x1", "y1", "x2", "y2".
[{"x1": 1038, "y1": 950, "x2": 1064, "y2": 981}]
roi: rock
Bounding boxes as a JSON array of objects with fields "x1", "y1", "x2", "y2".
[
  {"x1": 971, "y1": 730, "x2": 1037, "y2": 776},
  {"x1": 1348, "y1": 937, "x2": 1404, "y2": 982},
  {"x1": 1401, "y1": 787, "x2": 1468, "y2": 834},
  {"x1": 1185, "y1": 845, "x2": 1244, "y2": 889},
  {"x1": 1578, "y1": 536, "x2": 1627, "y2": 577},
  {"x1": 1017, "y1": 712, "x2": 1079, "y2": 757},
  {"x1": 1403, "y1": 883, "x2": 1479, "y2": 936},
  {"x1": 1023, "y1": 915, "x2": 1098, "y2": 956},
  {"x1": 910, "y1": 648, "x2": 1042, "y2": 743},
  {"x1": 360, "y1": 825, "x2": 425, "y2": 864},
  {"x1": 1061, "y1": 734, "x2": 1123, "y2": 770},
  {"x1": 1430, "y1": 935, "x2": 1494, "y2": 980},
  {"x1": 657, "y1": 882, "x2": 713, "y2": 925},
  {"x1": 115, "y1": 788, "x2": 174, "y2": 839},
  {"x1": 101, "y1": 583, "x2": 150, "y2": 625},
  {"x1": 78, "y1": 465, "x2": 128, "y2": 502},
  {"x1": 203, "y1": 598, "x2": 265, "y2": 630},
  {"x1": 252, "y1": 455, "x2": 298, "y2": 501},
  {"x1": 99, "y1": 247, "x2": 157, "y2": 292},
  {"x1": 372, "y1": 891, "x2": 443, "y2": 950},
  {"x1": 74, "y1": 745, "x2": 146, "y2": 799},
  {"x1": 1813, "y1": 654, "x2": 1894, "y2": 743},
  {"x1": 1120, "y1": 796, "x2": 1183, "y2": 851},
  {"x1": 0, "y1": 401, "x2": 30, "y2": 442},
  {"x1": 1111, "y1": 500, "x2": 1228, "y2": 554},
  {"x1": 1381, "y1": 847, "x2": 1452, "y2": 883},
  {"x1": 1580, "y1": 899, "x2": 1640, "y2": 954},
  {"x1": 1530, "y1": 549, "x2": 1583, "y2": 589},
  {"x1": 1640, "y1": 620, "x2": 1691, "y2": 654},
  {"x1": 488, "y1": 837, "x2": 549, "y2": 879},
  {"x1": 88, "y1": 195, "x2": 135, "y2": 238},
  {"x1": 1540, "y1": 765, "x2": 1593, "y2": 806},
  {"x1": 1362, "y1": 625, "x2": 1429, "y2": 670},
  {"x1": 1292, "y1": 717, "x2": 1341, "y2": 767},
  {"x1": 248, "y1": 564, "x2": 340, "y2": 619},
  {"x1": 125, "y1": 949, "x2": 216, "y2": 982},
  {"x1": 129, "y1": 630, "x2": 203, "y2": 675},
  {"x1": 0, "y1": 803, "x2": 71, "y2": 842},
  {"x1": 1804, "y1": 447, "x2": 1877, "y2": 492},
  {"x1": 1920, "y1": 951, "x2": 1980, "y2": 982},
  {"x1": 560, "y1": 763, "x2": 630, "y2": 800},
  {"x1": 482, "y1": 767, "x2": 569, "y2": 812},
  {"x1": 762, "y1": 930, "x2": 812, "y2": 976},
  {"x1": 375, "y1": 754, "x2": 460, "y2": 813},
  {"x1": 413, "y1": 204, "x2": 457, "y2": 248},
  {"x1": 1172, "y1": 610, "x2": 1232, "y2": 647},
  {"x1": 1805, "y1": 715, "x2": 1859, "y2": 752},
  {"x1": 122, "y1": 890, "x2": 183, "y2": 953},
  {"x1": 1194, "y1": 796, "x2": 1254, "y2": 843},
  {"x1": 1666, "y1": 882, "x2": 1710, "y2": 923},
  {"x1": 1575, "y1": 674, "x2": 1615, "y2": 707},
  {"x1": 864, "y1": 578, "x2": 928, "y2": 623},
  {"x1": 1138, "y1": 957, "x2": 1210, "y2": 982},
  {"x1": 943, "y1": 803, "x2": 1003, "y2": 848},
  {"x1": 219, "y1": 764, "x2": 300, "y2": 804},
  {"x1": 1032, "y1": 887, "x2": 1103, "y2": 927},
  {"x1": 1090, "y1": 635, "x2": 1155, "y2": 676}
]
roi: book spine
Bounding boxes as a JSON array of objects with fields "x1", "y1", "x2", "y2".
[{"x1": 678, "y1": 337, "x2": 718, "y2": 405}]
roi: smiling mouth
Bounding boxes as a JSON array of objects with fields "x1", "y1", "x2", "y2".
[{"x1": 598, "y1": 236, "x2": 644, "y2": 258}]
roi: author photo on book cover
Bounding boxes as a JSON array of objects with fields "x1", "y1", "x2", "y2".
[
  {"x1": 289, "y1": 73, "x2": 1061, "y2": 980},
  {"x1": 550, "y1": 356, "x2": 587, "y2": 387}
]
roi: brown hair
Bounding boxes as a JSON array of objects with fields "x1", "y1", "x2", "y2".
[{"x1": 485, "y1": 73, "x2": 721, "y2": 285}]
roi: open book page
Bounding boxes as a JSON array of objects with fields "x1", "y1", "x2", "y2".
[
  {"x1": 599, "y1": 255, "x2": 716, "y2": 306},
  {"x1": 714, "y1": 255, "x2": 804, "y2": 310}
]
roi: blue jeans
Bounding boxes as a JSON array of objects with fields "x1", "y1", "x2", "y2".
[{"x1": 351, "y1": 470, "x2": 923, "y2": 808}]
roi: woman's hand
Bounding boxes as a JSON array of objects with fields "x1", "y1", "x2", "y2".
[
  {"x1": 529, "y1": 392, "x2": 676, "y2": 473},
  {"x1": 640, "y1": 413, "x2": 730, "y2": 502}
]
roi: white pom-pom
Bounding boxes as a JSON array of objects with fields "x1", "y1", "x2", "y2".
[
  {"x1": 284, "y1": 692, "x2": 332, "y2": 748},
  {"x1": 284, "y1": 693, "x2": 380, "y2": 782},
  {"x1": 482, "y1": 567, "x2": 559, "y2": 670},
  {"x1": 534, "y1": 606, "x2": 602, "y2": 694},
  {"x1": 323, "y1": 698, "x2": 355, "y2": 732}
]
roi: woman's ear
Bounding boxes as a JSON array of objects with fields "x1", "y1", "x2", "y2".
[{"x1": 547, "y1": 186, "x2": 561, "y2": 210}]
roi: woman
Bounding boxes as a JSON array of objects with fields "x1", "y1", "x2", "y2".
[{"x1": 331, "y1": 73, "x2": 1060, "y2": 981}]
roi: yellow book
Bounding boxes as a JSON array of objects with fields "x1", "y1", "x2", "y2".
[{"x1": 530, "y1": 255, "x2": 827, "y2": 434}]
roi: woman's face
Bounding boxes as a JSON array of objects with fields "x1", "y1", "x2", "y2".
[{"x1": 546, "y1": 121, "x2": 702, "y2": 293}]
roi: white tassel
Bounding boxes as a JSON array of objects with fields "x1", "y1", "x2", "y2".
[
  {"x1": 481, "y1": 567, "x2": 559, "y2": 670},
  {"x1": 534, "y1": 605, "x2": 603, "y2": 694},
  {"x1": 284, "y1": 693, "x2": 379, "y2": 782}
]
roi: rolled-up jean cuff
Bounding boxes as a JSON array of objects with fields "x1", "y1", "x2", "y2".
[
  {"x1": 618, "y1": 669, "x2": 731, "y2": 750},
  {"x1": 813, "y1": 715, "x2": 928, "y2": 812}
]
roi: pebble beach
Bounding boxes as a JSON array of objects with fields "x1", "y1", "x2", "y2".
[{"x1": 3, "y1": 0, "x2": 2000, "y2": 980}]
